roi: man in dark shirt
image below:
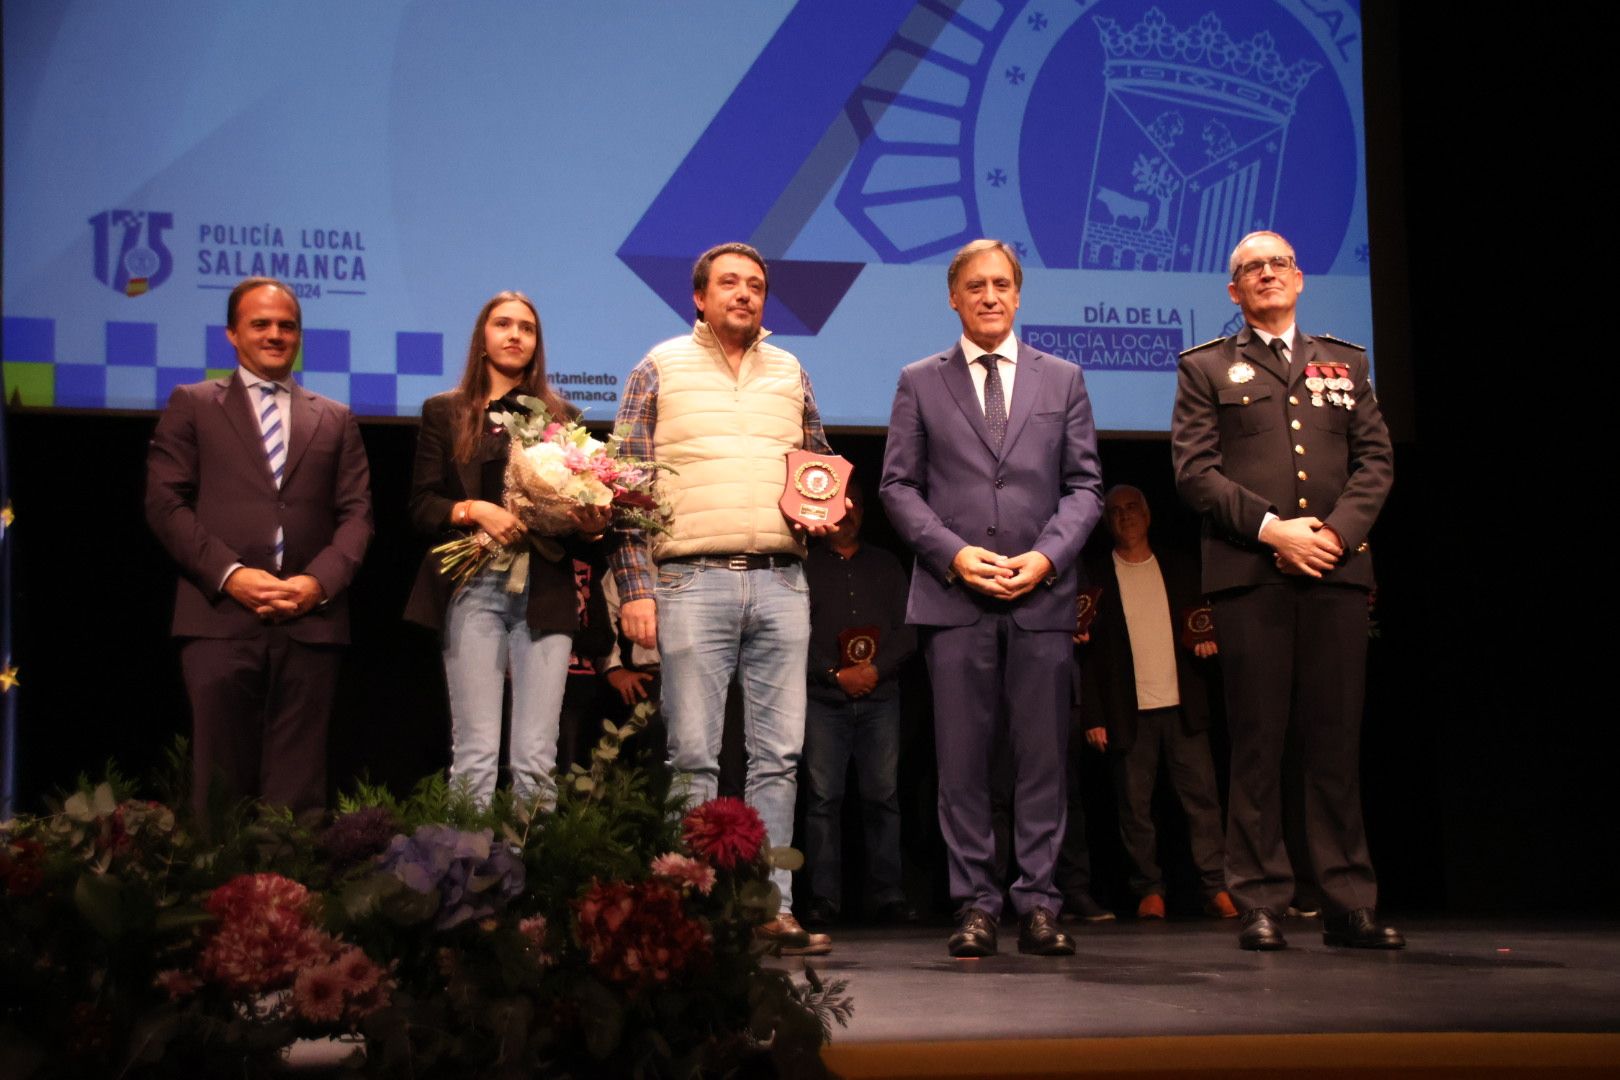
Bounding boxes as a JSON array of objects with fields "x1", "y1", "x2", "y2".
[{"x1": 802, "y1": 483, "x2": 917, "y2": 926}]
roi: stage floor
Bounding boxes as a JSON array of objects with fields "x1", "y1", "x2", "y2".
[{"x1": 791, "y1": 917, "x2": 1620, "y2": 1043}]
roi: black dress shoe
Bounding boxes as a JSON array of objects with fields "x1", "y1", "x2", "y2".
[
  {"x1": 948, "y1": 907, "x2": 998, "y2": 957},
  {"x1": 1018, "y1": 907, "x2": 1076, "y2": 956},
  {"x1": 802, "y1": 896, "x2": 839, "y2": 930},
  {"x1": 1058, "y1": 891, "x2": 1116, "y2": 923},
  {"x1": 1238, "y1": 908, "x2": 1287, "y2": 951},
  {"x1": 872, "y1": 898, "x2": 920, "y2": 925},
  {"x1": 1323, "y1": 908, "x2": 1405, "y2": 949}
]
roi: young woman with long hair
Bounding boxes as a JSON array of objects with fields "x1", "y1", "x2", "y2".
[{"x1": 404, "y1": 291, "x2": 609, "y2": 805}]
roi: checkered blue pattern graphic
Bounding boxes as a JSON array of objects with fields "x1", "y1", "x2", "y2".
[{"x1": 2, "y1": 316, "x2": 445, "y2": 415}]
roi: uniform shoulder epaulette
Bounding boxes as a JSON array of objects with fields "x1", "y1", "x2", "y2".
[
  {"x1": 1179, "y1": 336, "x2": 1225, "y2": 358},
  {"x1": 1315, "y1": 332, "x2": 1366, "y2": 351}
]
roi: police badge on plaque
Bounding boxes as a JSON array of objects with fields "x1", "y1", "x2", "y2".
[
  {"x1": 1179, "y1": 604, "x2": 1216, "y2": 650},
  {"x1": 1075, "y1": 586, "x2": 1104, "y2": 636},
  {"x1": 839, "y1": 625, "x2": 880, "y2": 666},
  {"x1": 781, "y1": 450, "x2": 852, "y2": 527}
]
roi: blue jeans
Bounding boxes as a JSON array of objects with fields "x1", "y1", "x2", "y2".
[
  {"x1": 443, "y1": 569, "x2": 571, "y2": 807},
  {"x1": 656, "y1": 558, "x2": 810, "y2": 909},
  {"x1": 804, "y1": 693, "x2": 904, "y2": 909}
]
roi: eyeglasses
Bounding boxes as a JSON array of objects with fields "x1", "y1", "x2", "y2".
[{"x1": 1232, "y1": 255, "x2": 1296, "y2": 281}]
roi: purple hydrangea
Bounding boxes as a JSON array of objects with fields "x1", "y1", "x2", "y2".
[{"x1": 377, "y1": 825, "x2": 525, "y2": 929}]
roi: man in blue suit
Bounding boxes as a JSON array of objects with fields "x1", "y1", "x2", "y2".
[{"x1": 880, "y1": 239, "x2": 1104, "y2": 957}]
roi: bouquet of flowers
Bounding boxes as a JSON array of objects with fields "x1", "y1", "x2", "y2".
[{"x1": 434, "y1": 395, "x2": 673, "y2": 586}]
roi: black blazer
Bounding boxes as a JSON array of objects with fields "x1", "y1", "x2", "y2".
[
  {"x1": 403, "y1": 391, "x2": 592, "y2": 636},
  {"x1": 1076, "y1": 547, "x2": 1213, "y2": 753}
]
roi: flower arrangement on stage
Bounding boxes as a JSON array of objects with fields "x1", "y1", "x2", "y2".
[
  {"x1": 434, "y1": 398, "x2": 673, "y2": 586},
  {"x1": 0, "y1": 713, "x2": 851, "y2": 1078}
]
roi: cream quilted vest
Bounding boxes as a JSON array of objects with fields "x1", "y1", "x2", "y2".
[{"x1": 651, "y1": 322, "x2": 807, "y2": 561}]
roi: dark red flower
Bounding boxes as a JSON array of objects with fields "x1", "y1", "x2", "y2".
[
  {"x1": 680, "y1": 797, "x2": 767, "y2": 870},
  {"x1": 573, "y1": 879, "x2": 710, "y2": 990}
]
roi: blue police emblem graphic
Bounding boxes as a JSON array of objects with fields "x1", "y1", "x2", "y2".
[
  {"x1": 621, "y1": 0, "x2": 1363, "y2": 333},
  {"x1": 89, "y1": 209, "x2": 175, "y2": 296}
]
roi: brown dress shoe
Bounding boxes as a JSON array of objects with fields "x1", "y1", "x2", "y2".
[
  {"x1": 948, "y1": 907, "x2": 998, "y2": 957},
  {"x1": 757, "y1": 913, "x2": 810, "y2": 949},
  {"x1": 1018, "y1": 907, "x2": 1076, "y2": 956},
  {"x1": 1136, "y1": 894, "x2": 1167, "y2": 919},
  {"x1": 1204, "y1": 891, "x2": 1239, "y2": 919}
]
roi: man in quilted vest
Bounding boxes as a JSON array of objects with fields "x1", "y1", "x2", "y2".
[{"x1": 611, "y1": 243, "x2": 840, "y2": 955}]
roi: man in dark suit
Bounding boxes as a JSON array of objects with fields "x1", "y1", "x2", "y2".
[
  {"x1": 881, "y1": 239, "x2": 1104, "y2": 957},
  {"x1": 1078, "y1": 485, "x2": 1233, "y2": 920},
  {"x1": 1171, "y1": 231, "x2": 1399, "y2": 951},
  {"x1": 147, "y1": 277, "x2": 373, "y2": 821}
]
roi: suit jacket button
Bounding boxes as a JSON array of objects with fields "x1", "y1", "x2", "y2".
[
  {"x1": 1297, "y1": 470, "x2": 1308, "y2": 481},
  {"x1": 987, "y1": 526, "x2": 997, "y2": 536},
  {"x1": 1289, "y1": 396, "x2": 1300, "y2": 406},
  {"x1": 1290, "y1": 419, "x2": 1301, "y2": 430},
  {"x1": 1298, "y1": 498, "x2": 1308, "y2": 509},
  {"x1": 1293, "y1": 444, "x2": 1305, "y2": 455}
]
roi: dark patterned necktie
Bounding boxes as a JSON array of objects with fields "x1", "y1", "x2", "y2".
[
  {"x1": 979, "y1": 355, "x2": 1007, "y2": 449},
  {"x1": 1268, "y1": 337, "x2": 1290, "y2": 365}
]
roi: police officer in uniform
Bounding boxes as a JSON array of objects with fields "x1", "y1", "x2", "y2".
[{"x1": 1170, "y1": 231, "x2": 1401, "y2": 951}]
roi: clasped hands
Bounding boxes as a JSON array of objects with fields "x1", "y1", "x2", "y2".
[
  {"x1": 951, "y1": 546, "x2": 1052, "y2": 600},
  {"x1": 1260, "y1": 516, "x2": 1344, "y2": 579},
  {"x1": 224, "y1": 568, "x2": 325, "y2": 622},
  {"x1": 835, "y1": 660, "x2": 879, "y2": 699}
]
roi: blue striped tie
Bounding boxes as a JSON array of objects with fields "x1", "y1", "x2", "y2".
[{"x1": 256, "y1": 382, "x2": 286, "y2": 571}]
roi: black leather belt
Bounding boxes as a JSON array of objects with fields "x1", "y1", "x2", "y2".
[{"x1": 667, "y1": 553, "x2": 801, "y2": 571}]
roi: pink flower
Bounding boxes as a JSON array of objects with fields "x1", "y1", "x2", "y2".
[
  {"x1": 542, "y1": 422, "x2": 563, "y2": 441},
  {"x1": 681, "y1": 797, "x2": 767, "y2": 870},
  {"x1": 650, "y1": 852, "x2": 716, "y2": 895},
  {"x1": 331, "y1": 945, "x2": 381, "y2": 996},
  {"x1": 518, "y1": 914, "x2": 554, "y2": 967},
  {"x1": 346, "y1": 980, "x2": 392, "y2": 1020},
  {"x1": 153, "y1": 969, "x2": 202, "y2": 1000},
  {"x1": 196, "y1": 874, "x2": 337, "y2": 992},
  {"x1": 292, "y1": 964, "x2": 345, "y2": 1023},
  {"x1": 563, "y1": 446, "x2": 591, "y2": 472}
]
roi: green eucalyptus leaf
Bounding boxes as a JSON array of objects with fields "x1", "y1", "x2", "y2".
[
  {"x1": 153, "y1": 906, "x2": 215, "y2": 934},
  {"x1": 73, "y1": 871, "x2": 125, "y2": 940},
  {"x1": 766, "y1": 846, "x2": 804, "y2": 872}
]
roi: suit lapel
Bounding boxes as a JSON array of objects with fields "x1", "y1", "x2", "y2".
[
  {"x1": 1290, "y1": 330, "x2": 1319, "y2": 389},
  {"x1": 1237, "y1": 327, "x2": 1289, "y2": 388},
  {"x1": 939, "y1": 345, "x2": 998, "y2": 457},
  {"x1": 1000, "y1": 343, "x2": 1043, "y2": 458},
  {"x1": 456, "y1": 404, "x2": 508, "y2": 498},
  {"x1": 220, "y1": 373, "x2": 277, "y2": 493},
  {"x1": 284, "y1": 381, "x2": 320, "y2": 483}
]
